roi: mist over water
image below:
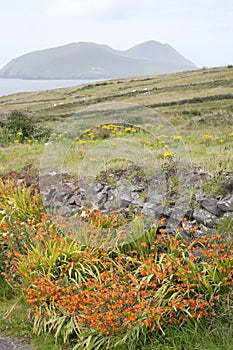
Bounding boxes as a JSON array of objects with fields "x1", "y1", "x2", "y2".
[{"x1": 0, "y1": 78, "x2": 101, "y2": 97}]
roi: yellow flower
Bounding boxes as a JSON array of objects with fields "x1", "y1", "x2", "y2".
[
  {"x1": 79, "y1": 140, "x2": 86, "y2": 145},
  {"x1": 230, "y1": 133, "x2": 233, "y2": 137},
  {"x1": 171, "y1": 135, "x2": 181, "y2": 140},
  {"x1": 14, "y1": 139, "x2": 20, "y2": 143},
  {"x1": 203, "y1": 134, "x2": 212, "y2": 140},
  {"x1": 89, "y1": 157, "x2": 97, "y2": 162},
  {"x1": 164, "y1": 151, "x2": 174, "y2": 158},
  {"x1": 17, "y1": 131, "x2": 23, "y2": 136}
]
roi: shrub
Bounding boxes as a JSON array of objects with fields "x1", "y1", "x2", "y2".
[
  {"x1": 0, "y1": 110, "x2": 50, "y2": 145},
  {"x1": 0, "y1": 179, "x2": 46, "y2": 276},
  {"x1": 12, "y1": 230, "x2": 233, "y2": 349}
]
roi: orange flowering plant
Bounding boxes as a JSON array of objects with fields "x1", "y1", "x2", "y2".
[
  {"x1": 1, "y1": 180, "x2": 233, "y2": 349},
  {"x1": 12, "y1": 229, "x2": 233, "y2": 349}
]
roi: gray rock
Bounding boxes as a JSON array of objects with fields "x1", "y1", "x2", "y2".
[
  {"x1": 223, "y1": 176, "x2": 233, "y2": 193},
  {"x1": 201, "y1": 198, "x2": 221, "y2": 216},
  {"x1": 79, "y1": 188, "x2": 86, "y2": 197},
  {"x1": 142, "y1": 203, "x2": 157, "y2": 218},
  {"x1": 59, "y1": 205, "x2": 73, "y2": 216},
  {"x1": 195, "y1": 190, "x2": 206, "y2": 202},
  {"x1": 193, "y1": 209, "x2": 218, "y2": 227},
  {"x1": 47, "y1": 188, "x2": 57, "y2": 200},
  {"x1": 54, "y1": 190, "x2": 68, "y2": 202},
  {"x1": 142, "y1": 203, "x2": 163, "y2": 218},
  {"x1": 117, "y1": 182, "x2": 132, "y2": 208},
  {"x1": 64, "y1": 182, "x2": 75, "y2": 189},
  {"x1": 93, "y1": 191, "x2": 107, "y2": 205},
  {"x1": 93, "y1": 183, "x2": 104, "y2": 193},
  {"x1": 217, "y1": 195, "x2": 233, "y2": 212},
  {"x1": 68, "y1": 194, "x2": 81, "y2": 206}
]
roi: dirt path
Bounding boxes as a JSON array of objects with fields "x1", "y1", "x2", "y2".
[{"x1": 0, "y1": 337, "x2": 32, "y2": 350}]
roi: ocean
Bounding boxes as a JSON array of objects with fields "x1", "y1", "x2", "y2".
[{"x1": 0, "y1": 78, "x2": 101, "y2": 97}]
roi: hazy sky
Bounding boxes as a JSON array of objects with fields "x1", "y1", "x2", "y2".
[{"x1": 0, "y1": 0, "x2": 232, "y2": 69}]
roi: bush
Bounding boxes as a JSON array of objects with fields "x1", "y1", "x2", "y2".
[{"x1": 0, "y1": 110, "x2": 50, "y2": 145}]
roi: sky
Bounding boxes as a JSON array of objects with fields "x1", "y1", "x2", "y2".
[{"x1": 0, "y1": 0, "x2": 233, "y2": 69}]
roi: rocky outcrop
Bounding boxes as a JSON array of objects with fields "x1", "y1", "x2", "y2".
[
  {"x1": 2, "y1": 165, "x2": 232, "y2": 237},
  {"x1": 38, "y1": 167, "x2": 233, "y2": 237}
]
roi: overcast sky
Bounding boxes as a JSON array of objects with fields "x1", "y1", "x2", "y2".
[{"x1": 0, "y1": 0, "x2": 232, "y2": 69}]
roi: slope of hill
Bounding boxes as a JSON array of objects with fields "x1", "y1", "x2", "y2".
[{"x1": 0, "y1": 41, "x2": 197, "y2": 79}]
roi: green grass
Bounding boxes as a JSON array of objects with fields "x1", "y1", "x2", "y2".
[{"x1": 0, "y1": 66, "x2": 232, "y2": 174}]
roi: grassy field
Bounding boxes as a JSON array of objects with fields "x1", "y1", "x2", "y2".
[
  {"x1": 0, "y1": 66, "x2": 233, "y2": 174},
  {"x1": 0, "y1": 66, "x2": 232, "y2": 350}
]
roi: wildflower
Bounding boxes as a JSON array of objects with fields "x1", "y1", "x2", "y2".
[
  {"x1": 230, "y1": 133, "x2": 233, "y2": 136},
  {"x1": 89, "y1": 157, "x2": 98, "y2": 162},
  {"x1": 79, "y1": 140, "x2": 86, "y2": 145},
  {"x1": 171, "y1": 135, "x2": 181, "y2": 140},
  {"x1": 203, "y1": 134, "x2": 212, "y2": 140},
  {"x1": 14, "y1": 139, "x2": 20, "y2": 143},
  {"x1": 164, "y1": 151, "x2": 174, "y2": 158},
  {"x1": 17, "y1": 131, "x2": 23, "y2": 136}
]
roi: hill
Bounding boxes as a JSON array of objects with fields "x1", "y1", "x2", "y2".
[{"x1": 0, "y1": 41, "x2": 197, "y2": 79}]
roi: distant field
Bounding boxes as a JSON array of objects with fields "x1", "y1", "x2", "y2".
[{"x1": 0, "y1": 66, "x2": 232, "y2": 173}]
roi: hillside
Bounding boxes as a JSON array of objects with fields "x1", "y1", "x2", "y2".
[
  {"x1": 0, "y1": 41, "x2": 197, "y2": 79},
  {"x1": 0, "y1": 65, "x2": 232, "y2": 175}
]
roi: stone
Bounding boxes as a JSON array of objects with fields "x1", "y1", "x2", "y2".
[
  {"x1": 117, "y1": 182, "x2": 132, "y2": 208},
  {"x1": 54, "y1": 190, "x2": 68, "y2": 202},
  {"x1": 93, "y1": 183, "x2": 104, "y2": 193},
  {"x1": 217, "y1": 195, "x2": 233, "y2": 212},
  {"x1": 68, "y1": 194, "x2": 81, "y2": 206},
  {"x1": 93, "y1": 191, "x2": 107, "y2": 205},
  {"x1": 47, "y1": 188, "x2": 57, "y2": 200},
  {"x1": 201, "y1": 198, "x2": 221, "y2": 216},
  {"x1": 193, "y1": 209, "x2": 218, "y2": 228},
  {"x1": 223, "y1": 176, "x2": 233, "y2": 193},
  {"x1": 58, "y1": 205, "x2": 73, "y2": 216},
  {"x1": 142, "y1": 203, "x2": 157, "y2": 218},
  {"x1": 79, "y1": 188, "x2": 86, "y2": 197},
  {"x1": 195, "y1": 190, "x2": 206, "y2": 202}
]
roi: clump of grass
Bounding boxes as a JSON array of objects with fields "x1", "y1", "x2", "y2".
[{"x1": 0, "y1": 110, "x2": 50, "y2": 146}]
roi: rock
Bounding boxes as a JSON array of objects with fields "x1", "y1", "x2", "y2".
[
  {"x1": 193, "y1": 209, "x2": 218, "y2": 228},
  {"x1": 142, "y1": 203, "x2": 157, "y2": 218},
  {"x1": 78, "y1": 188, "x2": 86, "y2": 198},
  {"x1": 195, "y1": 190, "x2": 206, "y2": 202},
  {"x1": 93, "y1": 183, "x2": 104, "y2": 193},
  {"x1": 58, "y1": 205, "x2": 73, "y2": 216},
  {"x1": 142, "y1": 203, "x2": 163, "y2": 218},
  {"x1": 223, "y1": 176, "x2": 233, "y2": 193},
  {"x1": 201, "y1": 198, "x2": 221, "y2": 216},
  {"x1": 47, "y1": 188, "x2": 57, "y2": 200},
  {"x1": 117, "y1": 182, "x2": 132, "y2": 208},
  {"x1": 68, "y1": 194, "x2": 81, "y2": 206},
  {"x1": 217, "y1": 195, "x2": 233, "y2": 212},
  {"x1": 54, "y1": 190, "x2": 68, "y2": 202},
  {"x1": 93, "y1": 191, "x2": 107, "y2": 205}
]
